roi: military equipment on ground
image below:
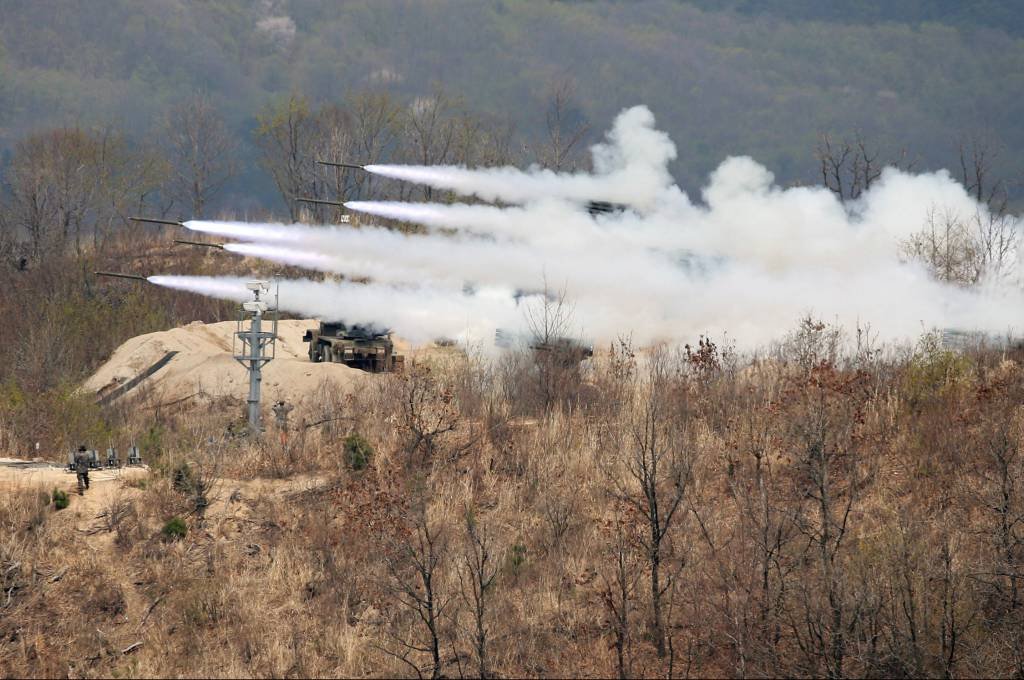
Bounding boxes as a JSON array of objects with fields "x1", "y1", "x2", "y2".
[
  {"x1": 87, "y1": 449, "x2": 102, "y2": 469},
  {"x1": 95, "y1": 271, "x2": 148, "y2": 282},
  {"x1": 129, "y1": 216, "x2": 184, "y2": 227},
  {"x1": 235, "y1": 281, "x2": 278, "y2": 435},
  {"x1": 494, "y1": 328, "x2": 593, "y2": 364},
  {"x1": 173, "y1": 239, "x2": 224, "y2": 250},
  {"x1": 586, "y1": 200, "x2": 627, "y2": 216},
  {"x1": 67, "y1": 445, "x2": 142, "y2": 470},
  {"x1": 65, "y1": 449, "x2": 98, "y2": 471},
  {"x1": 532, "y1": 336, "x2": 594, "y2": 365},
  {"x1": 303, "y1": 322, "x2": 404, "y2": 372}
]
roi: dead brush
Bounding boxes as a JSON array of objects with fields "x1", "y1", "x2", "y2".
[
  {"x1": 539, "y1": 485, "x2": 580, "y2": 554},
  {"x1": 0, "y1": 539, "x2": 26, "y2": 610},
  {"x1": 88, "y1": 492, "x2": 135, "y2": 536},
  {"x1": 85, "y1": 579, "x2": 127, "y2": 619},
  {"x1": 0, "y1": 485, "x2": 51, "y2": 535}
]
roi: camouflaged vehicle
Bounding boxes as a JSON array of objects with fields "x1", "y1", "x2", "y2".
[{"x1": 303, "y1": 322, "x2": 404, "y2": 373}]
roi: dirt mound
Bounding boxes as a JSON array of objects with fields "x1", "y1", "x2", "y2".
[{"x1": 84, "y1": 319, "x2": 369, "y2": 413}]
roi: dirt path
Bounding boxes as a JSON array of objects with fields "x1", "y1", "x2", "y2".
[{"x1": 0, "y1": 458, "x2": 149, "y2": 516}]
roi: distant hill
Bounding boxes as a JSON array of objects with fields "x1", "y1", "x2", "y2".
[
  {"x1": 679, "y1": 0, "x2": 1024, "y2": 36},
  {"x1": 0, "y1": 0, "x2": 1021, "y2": 211}
]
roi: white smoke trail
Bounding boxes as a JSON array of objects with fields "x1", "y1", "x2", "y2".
[
  {"x1": 343, "y1": 199, "x2": 603, "y2": 247},
  {"x1": 148, "y1": 275, "x2": 248, "y2": 299},
  {"x1": 152, "y1": 105, "x2": 1023, "y2": 349},
  {"x1": 222, "y1": 243, "x2": 339, "y2": 271},
  {"x1": 182, "y1": 220, "x2": 298, "y2": 242},
  {"x1": 148, "y1": 275, "x2": 524, "y2": 345},
  {"x1": 364, "y1": 106, "x2": 677, "y2": 210},
  {"x1": 209, "y1": 217, "x2": 686, "y2": 297}
]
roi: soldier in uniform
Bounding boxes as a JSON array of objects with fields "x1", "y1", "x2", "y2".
[
  {"x1": 272, "y1": 400, "x2": 294, "y2": 445},
  {"x1": 74, "y1": 445, "x2": 90, "y2": 495}
]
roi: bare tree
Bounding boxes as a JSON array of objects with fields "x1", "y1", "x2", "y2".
[
  {"x1": 605, "y1": 351, "x2": 694, "y2": 658},
  {"x1": 4, "y1": 135, "x2": 56, "y2": 260},
  {"x1": 347, "y1": 91, "x2": 404, "y2": 201},
  {"x1": 716, "y1": 372, "x2": 798, "y2": 676},
  {"x1": 302, "y1": 102, "x2": 357, "y2": 223},
  {"x1": 538, "y1": 78, "x2": 590, "y2": 171},
  {"x1": 255, "y1": 95, "x2": 322, "y2": 221},
  {"x1": 816, "y1": 132, "x2": 911, "y2": 203},
  {"x1": 399, "y1": 362, "x2": 460, "y2": 465},
  {"x1": 314, "y1": 91, "x2": 405, "y2": 211},
  {"x1": 4, "y1": 126, "x2": 164, "y2": 260},
  {"x1": 599, "y1": 509, "x2": 640, "y2": 678},
  {"x1": 401, "y1": 87, "x2": 458, "y2": 201},
  {"x1": 4, "y1": 128, "x2": 96, "y2": 259},
  {"x1": 457, "y1": 510, "x2": 501, "y2": 678},
  {"x1": 901, "y1": 206, "x2": 981, "y2": 285},
  {"x1": 957, "y1": 134, "x2": 1018, "y2": 283},
  {"x1": 971, "y1": 413, "x2": 1024, "y2": 614},
  {"x1": 785, "y1": 363, "x2": 870, "y2": 678},
  {"x1": 381, "y1": 495, "x2": 452, "y2": 679},
  {"x1": 958, "y1": 133, "x2": 1008, "y2": 211},
  {"x1": 0, "y1": 203, "x2": 15, "y2": 267},
  {"x1": 164, "y1": 93, "x2": 236, "y2": 218},
  {"x1": 897, "y1": 134, "x2": 1018, "y2": 286},
  {"x1": 523, "y1": 282, "x2": 586, "y2": 413},
  {"x1": 451, "y1": 112, "x2": 519, "y2": 169}
]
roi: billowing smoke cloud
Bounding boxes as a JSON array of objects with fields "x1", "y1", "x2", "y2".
[
  {"x1": 363, "y1": 106, "x2": 677, "y2": 210},
  {"x1": 150, "y1": 105, "x2": 1023, "y2": 349}
]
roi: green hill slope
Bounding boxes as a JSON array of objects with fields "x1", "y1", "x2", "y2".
[{"x1": 0, "y1": 0, "x2": 1021, "y2": 208}]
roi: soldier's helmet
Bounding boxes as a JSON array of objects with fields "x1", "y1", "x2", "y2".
[{"x1": 78, "y1": 445, "x2": 87, "y2": 452}]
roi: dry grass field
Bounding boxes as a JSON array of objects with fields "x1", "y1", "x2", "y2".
[{"x1": 3, "y1": 321, "x2": 1024, "y2": 678}]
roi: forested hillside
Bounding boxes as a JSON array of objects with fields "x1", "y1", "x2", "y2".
[
  {"x1": 0, "y1": 0, "x2": 1021, "y2": 212},
  {"x1": 5, "y1": 4, "x2": 1024, "y2": 677}
]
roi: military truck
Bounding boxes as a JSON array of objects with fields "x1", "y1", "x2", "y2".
[
  {"x1": 303, "y1": 322, "x2": 404, "y2": 373},
  {"x1": 495, "y1": 328, "x2": 593, "y2": 365},
  {"x1": 586, "y1": 200, "x2": 627, "y2": 216},
  {"x1": 531, "y1": 336, "x2": 594, "y2": 365}
]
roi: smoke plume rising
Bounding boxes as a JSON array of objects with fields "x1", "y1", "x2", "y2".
[{"x1": 150, "y1": 105, "x2": 1022, "y2": 350}]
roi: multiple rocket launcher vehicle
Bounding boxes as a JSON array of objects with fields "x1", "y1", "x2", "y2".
[
  {"x1": 100, "y1": 173, "x2": 402, "y2": 373},
  {"x1": 98, "y1": 160, "x2": 597, "y2": 373}
]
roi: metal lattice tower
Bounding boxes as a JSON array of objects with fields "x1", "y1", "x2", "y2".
[{"x1": 233, "y1": 281, "x2": 278, "y2": 435}]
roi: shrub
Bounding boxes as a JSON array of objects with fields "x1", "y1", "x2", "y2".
[
  {"x1": 139, "y1": 424, "x2": 165, "y2": 463},
  {"x1": 87, "y1": 581, "x2": 127, "y2": 618},
  {"x1": 904, "y1": 331, "x2": 972, "y2": 404},
  {"x1": 508, "y1": 542, "x2": 528, "y2": 576},
  {"x1": 52, "y1": 489, "x2": 69, "y2": 510},
  {"x1": 172, "y1": 461, "x2": 194, "y2": 494},
  {"x1": 344, "y1": 432, "x2": 374, "y2": 471},
  {"x1": 162, "y1": 516, "x2": 187, "y2": 541}
]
